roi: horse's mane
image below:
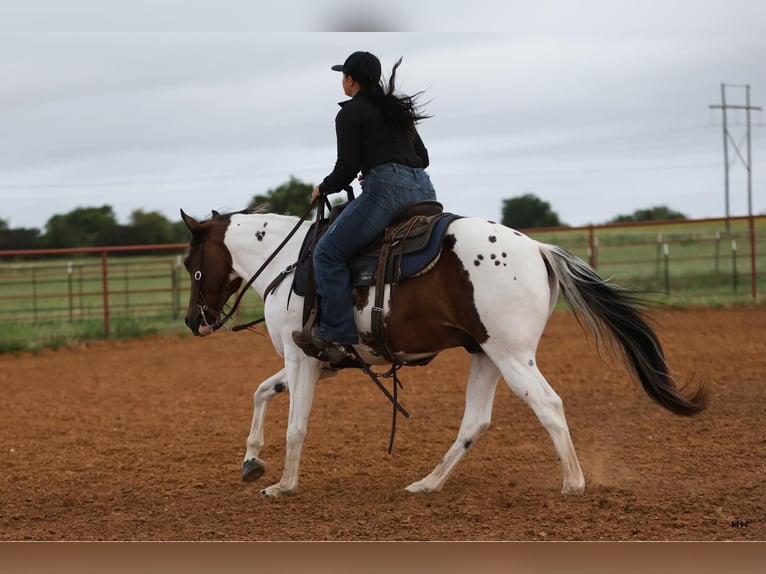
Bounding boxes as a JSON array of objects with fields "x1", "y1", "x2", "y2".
[
  {"x1": 188, "y1": 205, "x2": 271, "y2": 245},
  {"x1": 206, "y1": 204, "x2": 271, "y2": 222},
  {"x1": 237, "y1": 204, "x2": 271, "y2": 216}
]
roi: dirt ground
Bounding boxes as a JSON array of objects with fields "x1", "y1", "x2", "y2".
[{"x1": 1, "y1": 306, "x2": 764, "y2": 541}]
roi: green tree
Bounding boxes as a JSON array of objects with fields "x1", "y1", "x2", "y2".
[
  {"x1": 43, "y1": 205, "x2": 118, "y2": 248},
  {"x1": 92, "y1": 210, "x2": 190, "y2": 246},
  {"x1": 501, "y1": 193, "x2": 563, "y2": 229},
  {"x1": 0, "y1": 225, "x2": 41, "y2": 252},
  {"x1": 609, "y1": 205, "x2": 687, "y2": 223},
  {"x1": 129, "y1": 209, "x2": 187, "y2": 244},
  {"x1": 249, "y1": 175, "x2": 314, "y2": 216}
]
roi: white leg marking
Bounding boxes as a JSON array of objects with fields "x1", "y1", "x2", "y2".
[
  {"x1": 491, "y1": 354, "x2": 585, "y2": 495},
  {"x1": 259, "y1": 357, "x2": 322, "y2": 497},
  {"x1": 406, "y1": 353, "x2": 501, "y2": 493},
  {"x1": 243, "y1": 368, "x2": 288, "y2": 466}
]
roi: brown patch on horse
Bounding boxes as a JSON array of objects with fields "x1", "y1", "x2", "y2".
[
  {"x1": 385, "y1": 238, "x2": 488, "y2": 355},
  {"x1": 353, "y1": 286, "x2": 370, "y2": 312}
]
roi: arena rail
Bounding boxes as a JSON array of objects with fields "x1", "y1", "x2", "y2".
[
  {"x1": 522, "y1": 214, "x2": 762, "y2": 302},
  {"x1": 0, "y1": 215, "x2": 763, "y2": 349},
  {"x1": 0, "y1": 243, "x2": 188, "y2": 338}
]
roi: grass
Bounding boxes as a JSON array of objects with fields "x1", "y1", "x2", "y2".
[
  {"x1": 0, "y1": 304, "x2": 265, "y2": 355},
  {"x1": 0, "y1": 315, "x2": 171, "y2": 354},
  {"x1": 0, "y1": 252, "x2": 265, "y2": 353}
]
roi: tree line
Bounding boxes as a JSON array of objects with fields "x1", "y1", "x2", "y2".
[
  {"x1": 0, "y1": 176, "x2": 687, "y2": 251},
  {"x1": 0, "y1": 206, "x2": 190, "y2": 251}
]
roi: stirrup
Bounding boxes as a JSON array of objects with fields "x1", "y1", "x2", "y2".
[{"x1": 291, "y1": 330, "x2": 348, "y2": 364}]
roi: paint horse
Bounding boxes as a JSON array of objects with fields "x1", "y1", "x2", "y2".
[{"x1": 181, "y1": 206, "x2": 707, "y2": 497}]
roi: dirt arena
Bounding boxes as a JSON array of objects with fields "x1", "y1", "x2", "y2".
[{"x1": 1, "y1": 306, "x2": 764, "y2": 541}]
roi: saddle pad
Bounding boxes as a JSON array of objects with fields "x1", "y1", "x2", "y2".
[
  {"x1": 349, "y1": 213, "x2": 461, "y2": 286},
  {"x1": 292, "y1": 213, "x2": 460, "y2": 296}
]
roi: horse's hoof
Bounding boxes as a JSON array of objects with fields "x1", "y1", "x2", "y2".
[
  {"x1": 561, "y1": 483, "x2": 585, "y2": 495},
  {"x1": 260, "y1": 483, "x2": 295, "y2": 497},
  {"x1": 260, "y1": 486, "x2": 282, "y2": 497},
  {"x1": 242, "y1": 458, "x2": 266, "y2": 483},
  {"x1": 405, "y1": 480, "x2": 440, "y2": 494}
]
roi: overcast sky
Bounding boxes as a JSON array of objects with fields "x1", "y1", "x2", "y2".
[{"x1": 1, "y1": 1, "x2": 765, "y2": 231}]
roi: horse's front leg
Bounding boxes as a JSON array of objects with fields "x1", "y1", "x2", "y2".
[
  {"x1": 259, "y1": 355, "x2": 323, "y2": 497},
  {"x1": 242, "y1": 368, "x2": 288, "y2": 483}
]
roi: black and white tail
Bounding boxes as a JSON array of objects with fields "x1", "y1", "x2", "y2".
[{"x1": 539, "y1": 243, "x2": 708, "y2": 416}]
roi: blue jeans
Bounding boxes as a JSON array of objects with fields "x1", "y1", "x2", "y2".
[{"x1": 313, "y1": 163, "x2": 437, "y2": 344}]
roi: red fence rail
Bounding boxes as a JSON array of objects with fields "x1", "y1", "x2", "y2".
[{"x1": 0, "y1": 215, "x2": 763, "y2": 349}]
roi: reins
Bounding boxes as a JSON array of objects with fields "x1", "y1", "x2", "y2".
[
  {"x1": 201, "y1": 187, "x2": 410, "y2": 452},
  {"x1": 209, "y1": 201, "x2": 316, "y2": 333},
  {"x1": 212, "y1": 188, "x2": 346, "y2": 333}
]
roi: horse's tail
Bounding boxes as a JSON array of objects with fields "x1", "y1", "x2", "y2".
[{"x1": 538, "y1": 243, "x2": 708, "y2": 416}]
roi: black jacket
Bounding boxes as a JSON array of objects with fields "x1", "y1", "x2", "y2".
[{"x1": 318, "y1": 91, "x2": 429, "y2": 195}]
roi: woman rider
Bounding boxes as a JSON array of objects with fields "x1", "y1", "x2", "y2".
[{"x1": 293, "y1": 51, "x2": 436, "y2": 362}]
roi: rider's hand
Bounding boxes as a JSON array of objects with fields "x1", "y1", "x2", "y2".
[{"x1": 310, "y1": 185, "x2": 322, "y2": 205}]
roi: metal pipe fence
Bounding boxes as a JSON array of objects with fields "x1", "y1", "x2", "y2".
[
  {"x1": 524, "y1": 214, "x2": 763, "y2": 303},
  {"x1": 0, "y1": 245, "x2": 192, "y2": 345},
  {"x1": 0, "y1": 215, "x2": 763, "y2": 350}
]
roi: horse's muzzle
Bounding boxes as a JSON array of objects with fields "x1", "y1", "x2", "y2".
[
  {"x1": 185, "y1": 313, "x2": 215, "y2": 337},
  {"x1": 185, "y1": 313, "x2": 201, "y2": 336}
]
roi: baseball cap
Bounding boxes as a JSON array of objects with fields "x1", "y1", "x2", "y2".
[{"x1": 331, "y1": 51, "x2": 381, "y2": 84}]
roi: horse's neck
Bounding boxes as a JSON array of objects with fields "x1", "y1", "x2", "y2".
[{"x1": 225, "y1": 212, "x2": 309, "y2": 296}]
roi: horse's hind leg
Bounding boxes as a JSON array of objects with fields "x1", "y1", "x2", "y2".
[
  {"x1": 242, "y1": 368, "x2": 289, "y2": 483},
  {"x1": 491, "y1": 354, "x2": 585, "y2": 494},
  {"x1": 406, "y1": 352, "x2": 501, "y2": 493}
]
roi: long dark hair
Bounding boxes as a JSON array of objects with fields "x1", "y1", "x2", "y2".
[{"x1": 360, "y1": 57, "x2": 431, "y2": 140}]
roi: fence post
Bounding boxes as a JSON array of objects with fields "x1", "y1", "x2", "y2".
[
  {"x1": 173, "y1": 255, "x2": 182, "y2": 319},
  {"x1": 714, "y1": 230, "x2": 721, "y2": 273},
  {"x1": 32, "y1": 266, "x2": 38, "y2": 324},
  {"x1": 656, "y1": 233, "x2": 663, "y2": 277},
  {"x1": 102, "y1": 251, "x2": 110, "y2": 336},
  {"x1": 124, "y1": 262, "x2": 130, "y2": 310},
  {"x1": 663, "y1": 243, "x2": 670, "y2": 295},
  {"x1": 67, "y1": 261, "x2": 73, "y2": 322},
  {"x1": 78, "y1": 264, "x2": 84, "y2": 317},
  {"x1": 588, "y1": 226, "x2": 596, "y2": 268},
  {"x1": 749, "y1": 215, "x2": 757, "y2": 300},
  {"x1": 732, "y1": 240, "x2": 738, "y2": 295}
]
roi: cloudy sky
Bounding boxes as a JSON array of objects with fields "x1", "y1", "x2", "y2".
[{"x1": 1, "y1": 1, "x2": 765, "y2": 231}]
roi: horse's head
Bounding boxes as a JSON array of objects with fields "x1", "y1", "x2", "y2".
[{"x1": 181, "y1": 209, "x2": 243, "y2": 336}]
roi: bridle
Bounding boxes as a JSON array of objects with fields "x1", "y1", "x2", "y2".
[
  {"x1": 188, "y1": 235, "x2": 235, "y2": 331},
  {"x1": 193, "y1": 270, "x2": 225, "y2": 332}
]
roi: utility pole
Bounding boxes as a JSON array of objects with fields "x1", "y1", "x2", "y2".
[{"x1": 709, "y1": 83, "x2": 761, "y2": 231}]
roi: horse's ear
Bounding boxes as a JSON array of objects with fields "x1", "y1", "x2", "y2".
[
  {"x1": 180, "y1": 209, "x2": 200, "y2": 232},
  {"x1": 211, "y1": 210, "x2": 221, "y2": 219}
]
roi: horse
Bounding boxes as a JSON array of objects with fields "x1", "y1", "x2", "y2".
[{"x1": 180, "y1": 206, "x2": 707, "y2": 497}]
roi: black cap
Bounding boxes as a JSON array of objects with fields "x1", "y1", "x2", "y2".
[{"x1": 331, "y1": 51, "x2": 381, "y2": 84}]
